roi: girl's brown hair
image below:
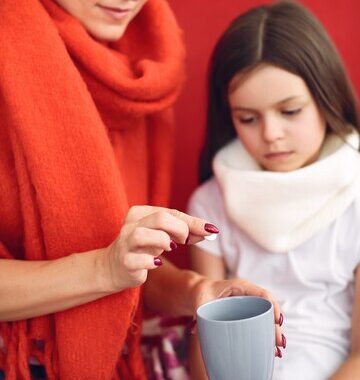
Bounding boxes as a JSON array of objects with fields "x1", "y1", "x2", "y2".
[{"x1": 200, "y1": 0, "x2": 359, "y2": 182}]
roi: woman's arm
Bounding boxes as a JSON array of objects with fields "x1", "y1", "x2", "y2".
[
  {"x1": 0, "y1": 249, "x2": 110, "y2": 321},
  {"x1": 329, "y1": 265, "x2": 360, "y2": 379},
  {"x1": 0, "y1": 206, "x2": 216, "y2": 321}
]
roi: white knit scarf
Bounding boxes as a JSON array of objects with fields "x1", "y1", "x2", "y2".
[{"x1": 213, "y1": 131, "x2": 360, "y2": 252}]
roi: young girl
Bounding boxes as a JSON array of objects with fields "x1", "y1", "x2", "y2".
[{"x1": 188, "y1": 1, "x2": 360, "y2": 379}]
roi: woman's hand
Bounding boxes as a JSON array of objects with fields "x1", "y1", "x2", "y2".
[
  {"x1": 101, "y1": 206, "x2": 219, "y2": 292},
  {"x1": 191, "y1": 277, "x2": 285, "y2": 350}
]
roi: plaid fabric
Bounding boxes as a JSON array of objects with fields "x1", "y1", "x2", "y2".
[
  {"x1": 141, "y1": 316, "x2": 192, "y2": 380},
  {"x1": 0, "y1": 316, "x2": 191, "y2": 380}
]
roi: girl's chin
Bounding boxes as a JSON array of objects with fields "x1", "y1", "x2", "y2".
[{"x1": 261, "y1": 162, "x2": 302, "y2": 172}]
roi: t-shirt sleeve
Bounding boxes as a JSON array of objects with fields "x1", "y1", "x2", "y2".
[
  {"x1": 187, "y1": 178, "x2": 227, "y2": 257},
  {"x1": 354, "y1": 195, "x2": 360, "y2": 267}
]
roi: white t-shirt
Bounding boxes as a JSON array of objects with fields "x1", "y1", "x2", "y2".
[{"x1": 188, "y1": 177, "x2": 360, "y2": 380}]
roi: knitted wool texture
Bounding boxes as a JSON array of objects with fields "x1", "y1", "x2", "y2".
[{"x1": 0, "y1": 0, "x2": 184, "y2": 378}]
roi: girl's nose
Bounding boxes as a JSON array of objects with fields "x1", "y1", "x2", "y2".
[{"x1": 262, "y1": 118, "x2": 285, "y2": 143}]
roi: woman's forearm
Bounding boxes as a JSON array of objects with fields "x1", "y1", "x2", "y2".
[
  {"x1": 143, "y1": 258, "x2": 205, "y2": 316},
  {"x1": 0, "y1": 250, "x2": 112, "y2": 321}
]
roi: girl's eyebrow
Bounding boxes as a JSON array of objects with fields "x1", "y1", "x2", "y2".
[{"x1": 231, "y1": 95, "x2": 305, "y2": 112}]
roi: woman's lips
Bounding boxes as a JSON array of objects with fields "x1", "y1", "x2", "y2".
[{"x1": 97, "y1": 4, "x2": 131, "y2": 20}]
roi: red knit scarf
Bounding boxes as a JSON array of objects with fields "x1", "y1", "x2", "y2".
[{"x1": 0, "y1": 0, "x2": 184, "y2": 378}]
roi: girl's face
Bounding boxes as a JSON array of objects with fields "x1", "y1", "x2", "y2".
[
  {"x1": 228, "y1": 64, "x2": 327, "y2": 172},
  {"x1": 54, "y1": 0, "x2": 148, "y2": 41}
]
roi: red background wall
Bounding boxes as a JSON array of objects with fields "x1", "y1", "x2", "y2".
[{"x1": 166, "y1": 0, "x2": 360, "y2": 268}]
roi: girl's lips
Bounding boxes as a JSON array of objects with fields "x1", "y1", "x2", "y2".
[
  {"x1": 264, "y1": 151, "x2": 294, "y2": 160},
  {"x1": 97, "y1": 5, "x2": 131, "y2": 20}
]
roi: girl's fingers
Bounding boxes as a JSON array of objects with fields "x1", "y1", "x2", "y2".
[
  {"x1": 275, "y1": 312, "x2": 285, "y2": 349},
  {"x1": 128, "y1": 227, "x2": 177, "y2": 253},
  {"x1": 216, "y1": 280, "x2": 269, "y2": 300},
  {"x1": 275, "y1": 346, "x2": 283, "y2": 358},
  {"x1": 233, "y1": 282, "x2": 284, "y2": 349},
  {"x1": 123, "y1": 252, "x2": 164, "y2": 271},
  {"x1": 275, "y1": 324, "x2": 284, "y2": 347}
]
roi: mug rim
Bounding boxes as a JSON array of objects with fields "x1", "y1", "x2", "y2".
[{"x1": 196, "y1": 295, "x2": 273, "y2": 323}]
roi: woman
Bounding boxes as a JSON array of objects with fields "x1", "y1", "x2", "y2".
[{"x1": 0, "y1": 1, "x2": 283, "y2": 379}]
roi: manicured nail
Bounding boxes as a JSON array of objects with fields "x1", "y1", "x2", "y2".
[
  {"x1": 282, "y1": 334, "x2": 286, "y2": 349},
  {"x1": 170, "y1": 240, "x2": 178, "y2": 251},
  {"x1": 204, "y1": 223, "x2": 219, "y2": 234},
  {"x1": 275, "y1": 346, "x2": 282, "y2": 358},
  {"x1": 154, "y1": 258, "x2": 162, "y2": 266},
  {"x1": 189, "y1": 319, "x2": 197, "y2": 329},
  {"x1": 278, "y1": 313, "x2": 284, "y2": 326},
  {"x1": 189, "y1": 319, "x2": 197, "y2": 334}
]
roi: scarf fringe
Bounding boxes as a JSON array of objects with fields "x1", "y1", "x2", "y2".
[
  {"x1": 2, "y1": 322, "x2": 30, "y2": 380},
  {"x1": 0, "y1": 322, "x2": 60, "y2": 380}
]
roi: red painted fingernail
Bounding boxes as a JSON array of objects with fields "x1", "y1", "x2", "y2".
[
  {"x1": 204, "y1": 223, "x2": 219, "y2": 234},
  {"x1": 278, "y1": 313, "x2": 284, "y2": 326},
  {"x1": 275, "y1": 346, "x2": 282, "y2": 358},
  {"x1": 189, "y1": 319, "x2": 197, "y2": 329},
  {"x1": 282, "y1": 334, "x2": 286, "y2": 349},
  {"x1": 154, "y1": 258, "x2": 162, "y2": 266},
  {"x1": 170, "y1": 240, "x2": 178, "y2": 251},
  {"x1": 189, "y1": 319, "x2": 197, "y2": 334}
]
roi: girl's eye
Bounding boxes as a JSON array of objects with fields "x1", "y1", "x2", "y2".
[
  {"x1": 239, "y1": 116, "x2": 256, "y2": 124},
  {"x1": 282, "y1": 108, "x2": 302, "y2": 116}
]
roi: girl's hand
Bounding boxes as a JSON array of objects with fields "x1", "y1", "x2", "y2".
[
  {"x1": 191, "y1": 277, "x2": 285, "y2": 350},
  {"x1": 101, "y1": 206, "x2": 219, "y2": 292}
]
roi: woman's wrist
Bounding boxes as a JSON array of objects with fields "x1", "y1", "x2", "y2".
[
  {"x1": 90, "y1": 246, "x2": 123, "y2": 295},
  {"x1": 70, "y1": 249, "x2": 114, "y2": 296}
]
